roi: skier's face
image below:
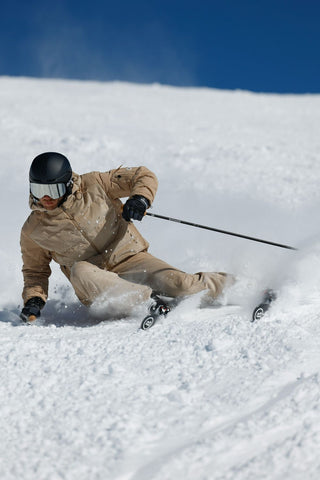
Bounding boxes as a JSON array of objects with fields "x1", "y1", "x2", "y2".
[{"x1": 39, "y1": 195, "x2": 63, "y2": 210}]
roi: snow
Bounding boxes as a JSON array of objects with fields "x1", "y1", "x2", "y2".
[{"x1": 1, "y1": 76, "x2": 320, "y2": 479}]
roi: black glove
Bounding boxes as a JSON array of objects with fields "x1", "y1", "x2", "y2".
[
  {"x1": 20, "y1": 297, "x2": 45, "y2": 323},
  {"x1": 122, "y1": 195, "x2": 150, "y2": 221}
]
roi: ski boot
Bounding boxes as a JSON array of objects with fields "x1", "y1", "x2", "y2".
[
  {"x1": 140, "y1": 295, "x2": 171, "y2": 330},
  {"x1": 252, "y1": 289, "x2": 277, "y2": 322}
]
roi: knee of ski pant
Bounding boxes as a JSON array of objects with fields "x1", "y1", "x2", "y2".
[
  {"x1": 70, "y1": 261, "x2": 94, "y2": 282},
  {"x1": 70, "y1": 262, "x2": 102, "y2": 306}
]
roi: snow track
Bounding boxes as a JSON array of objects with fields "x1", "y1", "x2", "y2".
[{"x1": 1, "y1": 77, "x2": 320, "y2": 479}]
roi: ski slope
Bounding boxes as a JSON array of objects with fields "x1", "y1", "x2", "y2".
[{"x1": 1, "y1": 76, "x2": 320, "y2": 479}]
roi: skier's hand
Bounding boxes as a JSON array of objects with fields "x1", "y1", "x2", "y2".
[
  {"x1": 122, "y1": 195, "x2": 150, "y2": 221},
  {"x1": 20, "y1": 297, "x2": 45, "y2": 323}
]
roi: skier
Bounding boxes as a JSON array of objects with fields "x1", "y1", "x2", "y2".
[{"x1": 20, "y1": 152, "x2": 232, "y2": 323}]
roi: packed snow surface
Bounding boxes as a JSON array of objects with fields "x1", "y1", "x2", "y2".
[{"x1": 1, "y1": 77, "x2": 320, "y2": 479}]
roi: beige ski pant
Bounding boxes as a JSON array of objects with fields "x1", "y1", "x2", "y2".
[{"x1": 69, "y1": 251, "x2": 229, "y2": 311}]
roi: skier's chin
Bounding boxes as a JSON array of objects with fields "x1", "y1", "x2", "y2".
[
  {"x1": 38, "y1": 195, "x2": 63, "y2": 210},
  {"x1": 39, "y1": 197, "x2": 61, "y2": 210}
]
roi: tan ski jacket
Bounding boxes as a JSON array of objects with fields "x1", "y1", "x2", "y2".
[{"x1": 20, "y1": 166, "x2": 158, "y2": 304}]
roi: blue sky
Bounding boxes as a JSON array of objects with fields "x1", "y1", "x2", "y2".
[{"x1": 1, "y1": 0, "x2": 319, "y2": 93}]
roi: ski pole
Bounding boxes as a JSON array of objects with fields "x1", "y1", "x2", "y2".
[{"x1": 146, "y1": 212, "x2": 297, "y2": 251}]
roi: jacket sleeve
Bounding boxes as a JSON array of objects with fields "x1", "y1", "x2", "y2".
[
  {"x1": 97, "y1": 166, "x2": 158, "y2": 205},
  {"x1": 20, "y1": 228, "x2": 52, "y2": 305}
]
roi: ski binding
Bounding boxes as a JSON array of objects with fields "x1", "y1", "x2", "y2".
[{"x1": 140, "y1": 298, "x2": 171, "y2": 330}]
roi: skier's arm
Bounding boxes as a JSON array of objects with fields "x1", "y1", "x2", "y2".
[
  {"x1": 20, "y1": 229, "x2": 52, "y2": 305},
  {"x1": 97, "y1": 166, "x2": 158, "y2": 206}
]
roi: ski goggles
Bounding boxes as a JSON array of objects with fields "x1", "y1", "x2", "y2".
[{"x1": 30, "y1": 182, "x2": 67, "y2": 200}]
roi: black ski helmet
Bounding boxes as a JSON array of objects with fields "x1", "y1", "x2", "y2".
[
  {"x1": 29, "y1": 152, "x2": 73, "y2": 200},
  {"x1": 29, "y1": 152, "x2": 72, "y2": 184}
]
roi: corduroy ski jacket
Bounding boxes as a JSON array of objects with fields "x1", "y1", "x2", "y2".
[{"x1": 20, "y1": 166, "x2": 158, "y2": 304}]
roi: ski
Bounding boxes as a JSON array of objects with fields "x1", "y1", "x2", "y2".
[
  {"x1": 251, "y1": 289, "x2": 277, "y2": 322},
  {"x1": 140, "y1": 297, "x2": 171, "y2": 330}
]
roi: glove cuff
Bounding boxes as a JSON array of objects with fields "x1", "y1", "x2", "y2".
[{"x1": 132, "y1": 195, "x2": 150, "y2": 209}]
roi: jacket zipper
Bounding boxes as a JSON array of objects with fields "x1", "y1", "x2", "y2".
[{"x1": 61, "y1": 206, "x2": 101, "y2": 255}]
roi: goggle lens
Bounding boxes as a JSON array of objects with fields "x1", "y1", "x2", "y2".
[{"x1": 30, "y1": 182, "x2": 67, "y2": 200}]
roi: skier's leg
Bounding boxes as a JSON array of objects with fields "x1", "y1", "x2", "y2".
[
  {"x1": 112, "y1": 252, "x2": 231, "y2": 298},
  {"x1": 69, "y1": 261, "x2": 152, "y2": 313}
]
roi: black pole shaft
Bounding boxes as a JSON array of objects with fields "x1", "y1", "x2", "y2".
[{"x1": 146, "y1": 212, "x2": 297, "y2": 251}]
